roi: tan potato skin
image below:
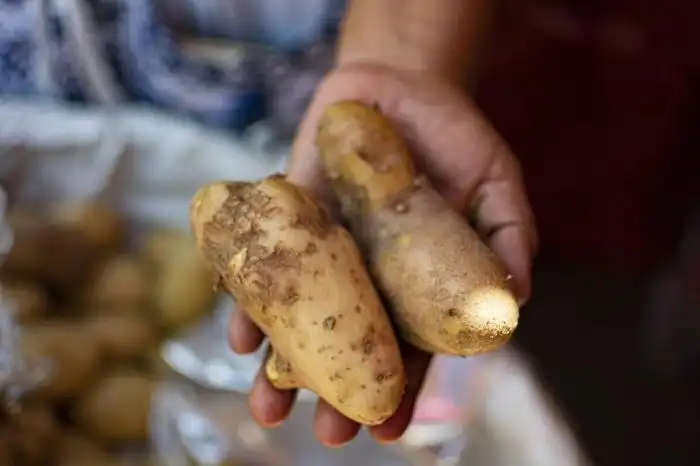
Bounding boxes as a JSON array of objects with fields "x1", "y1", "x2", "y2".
[
  {"x1": 190, "y1": 176, "x2": 405, "y2": 425},
  {"x1": 264, "y1": 349, "x2": 300, "y2": 390},
  {"x1": 88, "y1": 313, "x2": 160, "y2": 362},
  {"x1": 21, "y1": 322, "x2": 103, "y2": 400},
  {"x1": 83, "y1": 255, "x2": 150, "y2": 310},
  {"x1": 72, "y1": 372, "x2": 153, "y2": 444},
  {"x1": 52, "y1": 201, "x2": 126, "y2": 255},
  {"x1": 2, "y1": 281, "x2": 49, "y2": 324},
  {"x1": 4, "y1": 211, "x2": 99, "y2": 294},
  {"x1": 316, "y1": 101, "x2": 519, "y2": 356}
]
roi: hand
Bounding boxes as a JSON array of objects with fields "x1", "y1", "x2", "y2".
[{"x1": 228, "y1": 63, "x2": 538, "y2": 447}]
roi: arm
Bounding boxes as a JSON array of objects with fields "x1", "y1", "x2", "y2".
[{"x1": 337, "y1": 0, "x2": 496, "y2": 82}]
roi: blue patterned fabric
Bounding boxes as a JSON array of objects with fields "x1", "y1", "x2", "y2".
[{"x1": 0, "y1": 0, "x2": 342, "y2": 131}]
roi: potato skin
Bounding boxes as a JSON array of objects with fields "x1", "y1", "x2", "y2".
[
  {"x1": 2, "y1": 281, "x2": 49, "y2": 324},
  {"x1": 152, "y1": 246, "x2": 216, "y2": 329},
  {"x1": 352, "y1": 178, "x2": 518, "y2": 355},
  {"x1": 190, "y1": 177, "x2": 405, "y2": 425},
  {"x1": 56, "y1": 430, "x2": 115, "y2": 466},
  {"x1": 3, "y1": 211, "x2": 99, "y2": 293},
  {"x1": 83, "y1": 255, "x2": 150, "y2": 310},
  {"x1": 73, "y1": 372, "x2": 154, "y2": 444},
  {"x1": 316, "y1": 101, "x2": 519, "y2": 356},
  {"x1": 52, "y1": 200, "x2": 126, "y2": 255},
  {"x1": 141, "y1": 228, "x2": 217, "y2": 329},
  {"x1": 7, "y1": 402, "x2": 60, "y2": 466},
  {"x1": 21, "y1": 322, "x2": 102, "y2": 400},
  {"x1": 88, "y1": 313, "x2": 159, "y2": 363}
]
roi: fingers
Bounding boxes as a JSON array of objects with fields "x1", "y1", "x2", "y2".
[
  {"x1": 313, "y1": 399, "x2": 361, "y2": 447},
  {"x1": 249, "y1": 364, "x2": 297, "y2": 427},
  {"x1": 369, "y1": 345, "x2": 432, "y2": 443},
  {"x1": 228, "y1": 305, "x2": 264, "y2": 354},
  {"x1": 470, "y1": 154, "x2": 538, "y2": 304},
  {"x1": 310, "y1": 345, "x2": 432, "y2": 446}
]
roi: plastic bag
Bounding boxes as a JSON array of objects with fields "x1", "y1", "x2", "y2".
[{"x1": 150, "y1": 380, "x2": 413, "y2": 466}]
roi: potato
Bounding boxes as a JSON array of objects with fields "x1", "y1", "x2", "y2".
[
  {"x1": 0, "y1": 425, "x2": 11, "y2": 466},
  {"x1": 21, "y1": 322, "x2": 102, "y2": 400},
  {"x1": 140, "y1": 228, "x2": 191, "y2": 270},
  {"x1": 52, "y1": 200, "x2": 126, "y2": 255},
  {"x1": 3, "y1": 210, "x2": 99, "y2": 293},
  {"x1": 56, "y1": 430, "x2": 115, "y2": 466},
  {"x1": 88, "y1": 313, "x2": 160, "y2": 363},
  {"x1": 190, "y1": 177, "x2": 405, "y2": 425},
  {"x1": 9, "y1": 402, "x2": 60, "y2": 466},
  {"x1": 141, "y1": 228, "x2": 217, "y2": 328},
  {"x1": 316, "y1": 101, "x2": 519, "y2": 356},
  {"x1": 2, "y1": 281, "x2": 49, "y2": 324},
  {"x1": 152, "y1": 246, "x2": 217, "y2": 329},
  {"x1": 73, "y1": 372, "x2": 154, "y2": 445},
  {"x1": 83, "y1": 255, "x2": 150, "y2": 310}
]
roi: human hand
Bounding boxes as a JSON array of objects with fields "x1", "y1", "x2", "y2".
[{"x1": 228, "y1": 63, "x2": 537, "y2": 447}]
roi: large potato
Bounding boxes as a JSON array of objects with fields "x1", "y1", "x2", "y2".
[
  {"x1": 21, "y1": 322, "x2": 102, "y2": 400},
  {"x1": 73, "y1": 372, "x2": 154, "y2": 445},
  {"x1": 190, "y1": 177, "x2": 405, "y2": 425},
  {"x1": 316, "y1": 101, "x2": 519, "y2": 356}
]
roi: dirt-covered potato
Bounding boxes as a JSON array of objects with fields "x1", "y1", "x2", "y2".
[
  {"x1": 88, "y1": 313, "x2": 160, "y2": 363},
  {"x1": 21, "y1": 322, "x2": 102, "y2": 400},
  {"x1": 3, "y1": 210, "x2": 99, "y2": 294},
  {"x1": 52, "y1": 200, "x2": 126, "y2": 255},
  {"x1": 190, "y1": 177, "x2": 405, "y2": 425},
  {"x1": 316, "y1": 101, "x2": 519, "y2": 356},
  {"x1": 73, "y1": 372, "x2": 154, "y2": 444},
  {"x1": 83, "y1": 255, "x2": 150, "y2": 310},
  {"x1": 1, "y1": 281, "x2": 49, "y2": 324}
]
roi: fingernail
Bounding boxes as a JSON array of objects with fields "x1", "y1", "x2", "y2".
[{"x1": 320, "y1": 438, "x2": 353, "y2": 449}]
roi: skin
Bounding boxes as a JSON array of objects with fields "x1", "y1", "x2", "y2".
[{"x1": 229, "y1": 0, "x2": 537, "y2": 447}]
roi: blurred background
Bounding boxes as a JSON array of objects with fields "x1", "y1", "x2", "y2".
[{"x1": 0, "y1": 0, "x2": 699, "y2": 465}]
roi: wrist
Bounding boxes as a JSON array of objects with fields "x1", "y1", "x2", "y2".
[{"x1": 336, "y1": 0, "x2": 495, "y2": 84}]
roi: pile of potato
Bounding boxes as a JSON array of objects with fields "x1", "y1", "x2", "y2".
[{"x1": 0, "y1": 201, "x2": 217, "y2": 465}]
